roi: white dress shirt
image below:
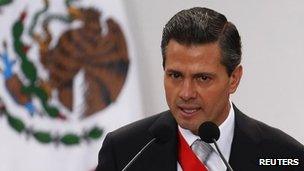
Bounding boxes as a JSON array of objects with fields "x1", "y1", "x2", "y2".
[{"x1": 177, "y1": 101, "x2": 235, "y2": 171}]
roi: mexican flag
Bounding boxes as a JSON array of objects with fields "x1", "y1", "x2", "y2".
[{"x1": 0, "y1": 0, "x2": 143, "y2": 170}]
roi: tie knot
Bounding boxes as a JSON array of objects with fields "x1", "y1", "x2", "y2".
[{"x1": 191, "y1": 139, "x2": 213, "y2": 163}]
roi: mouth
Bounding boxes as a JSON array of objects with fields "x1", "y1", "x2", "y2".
[{"x1": 178, "y1": 106, "x2": 201, "y2": 118}]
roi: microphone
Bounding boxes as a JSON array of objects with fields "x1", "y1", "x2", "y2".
[
  {"x1": 121, "y1": 123, "x2": 173, "y2": 171},
  {"x1": 198, "y1": 122, "x2": 234, "y2": 171}
]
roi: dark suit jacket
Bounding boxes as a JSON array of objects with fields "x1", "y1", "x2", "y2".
[{"x1": 96, "y1": 106, "x2": 304, "y2": 171}]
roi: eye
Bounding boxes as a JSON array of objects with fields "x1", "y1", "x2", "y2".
[
  {"x1": 168, "y1": 72, "x2": 182, "y2": 80},
  {"x1": 196, "y1": 75, "x2": 211, "y2": 82}
]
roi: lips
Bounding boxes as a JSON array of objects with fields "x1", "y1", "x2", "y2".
[{"x1": 178, "y1": 105, "x2": 201, "y2": 117}]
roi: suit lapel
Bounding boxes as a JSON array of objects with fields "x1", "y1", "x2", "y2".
[{"x1": 229, "y1": 105, "x2": 261, "y2": 170}]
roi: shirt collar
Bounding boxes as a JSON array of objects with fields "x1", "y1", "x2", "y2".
[{"x1": 178, "y1": 101, "x2": 235, "y2": 159}]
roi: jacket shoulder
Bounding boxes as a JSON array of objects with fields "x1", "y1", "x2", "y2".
[
  {"x1": 235, "y1": 106, "x2": 304, "y2": 157},
  {"x1": 255, "y1": 118, "x2": 304, "y2": 155},
  {"x1": 109, "y1": 112, "x2": 163, "y2": 140},
  {"x1": 97, "y1": 111, "x2": 174, "y2": 171}
]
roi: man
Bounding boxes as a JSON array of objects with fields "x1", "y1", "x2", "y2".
[{"x1": 96, "y1": 7, "x2": 304, "y2": 171}]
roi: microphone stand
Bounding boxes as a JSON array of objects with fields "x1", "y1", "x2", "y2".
[
  {"x1": 212, "y1": 139, "x2": 234, "y2": 171},
  {"x1": 122, "y1": 138, "x2": 156, "y2": 171}
]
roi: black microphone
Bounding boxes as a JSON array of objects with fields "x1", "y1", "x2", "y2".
[
  {"x1": 121, "y1": 123, "x2": 173, "y2": 171},
  {"x1": 198, "y1": 122, "x2": 234, "y2": 171}
]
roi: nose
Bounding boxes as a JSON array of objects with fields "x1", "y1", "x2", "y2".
[{"x1": 178, "y1": 79, "x2": 197, "y2": 101}]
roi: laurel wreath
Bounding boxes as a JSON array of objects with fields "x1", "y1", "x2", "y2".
[
  {"x1": 12, "y1": 11, "x2": 66, "y2": 119},
  {"x1": 0, "y1": 103, "x2": 103, "y2": 146}
]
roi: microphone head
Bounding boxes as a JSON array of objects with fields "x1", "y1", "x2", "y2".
[
  {"x1": 198, "y1": 121, "x2": 220, "y2": 143},
  {"x1": 149, "y1": 122, "x2": 174, "y2": 143}
]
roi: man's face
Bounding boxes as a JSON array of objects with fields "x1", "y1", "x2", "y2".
[{"x1": 164, "y1": 39, "x2": 242, "y2": 134}]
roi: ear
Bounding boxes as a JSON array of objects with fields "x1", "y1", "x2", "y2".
[{"x1": 229, "y1": 65, "x2": 243, "y2": 94}]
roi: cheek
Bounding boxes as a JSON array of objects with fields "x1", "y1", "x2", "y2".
[
  {"x1": 197, "y1": 84, "x2": 229, "y2": 104},
  {"x1": 164, "y1": 81, "x2": 174, "y2": 102}
]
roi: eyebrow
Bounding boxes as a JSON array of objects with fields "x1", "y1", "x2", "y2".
[
  {"x1": 165, "y1": 69, "x2": 181, "y2": 73},
  {"x1": 193, "y1": 72, "x2": 215, "y2": 78},
  {"x1": 165, "y1": 69, "x2": 216, "y2": 77}
]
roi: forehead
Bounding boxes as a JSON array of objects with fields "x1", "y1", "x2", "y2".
[{"x1": 165, "y1": 40, "x2": 223, "y2": 72}]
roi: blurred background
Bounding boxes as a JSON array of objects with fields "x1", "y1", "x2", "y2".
[{"x1": 0, "y1": 0, "x2": 303, "y2": 171}]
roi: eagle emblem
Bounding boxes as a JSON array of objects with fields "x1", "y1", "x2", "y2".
[{"x1": 0, "y1": 0, "x2": 129, "y2": 145}]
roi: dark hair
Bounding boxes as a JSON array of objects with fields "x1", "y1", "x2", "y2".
[{"x1": 161, "y1": 7, "x2": 242, "y2": 76}]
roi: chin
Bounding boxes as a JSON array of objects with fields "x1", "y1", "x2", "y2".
[{"x1": 178, "y1": 120, "x2": 198, "y2": 132}]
